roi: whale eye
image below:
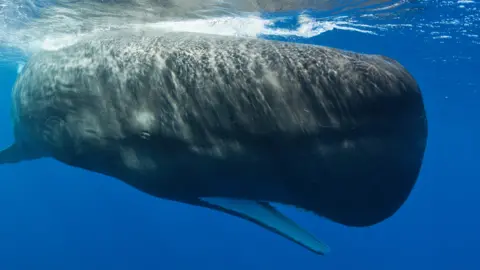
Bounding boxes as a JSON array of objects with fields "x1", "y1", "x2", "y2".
[{"x1": 140, "y1": 131, "x2": 151, "y2": 140}]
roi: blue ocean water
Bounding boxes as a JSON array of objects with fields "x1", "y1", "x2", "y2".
[{"x1": 0, "y1": 0, "x2": 478, "y2": 269}]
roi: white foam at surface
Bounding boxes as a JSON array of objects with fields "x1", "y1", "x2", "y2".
[
  {"x1": 1, "y1": 0, "x2": 478, "y2": 70},
  {"x1": 140, "y1": 16, "x2": 273, "y2": 37},
  {"x1": 1, "y1": 0, "x2": 399, "y2": 67},
  {"x1": 29, "y1": 14, "x2": 381, "y2": 53}
]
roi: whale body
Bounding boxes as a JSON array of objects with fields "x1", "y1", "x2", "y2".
[{"x1": 0, "y1": 31, "x2": 428, "y2": 255}]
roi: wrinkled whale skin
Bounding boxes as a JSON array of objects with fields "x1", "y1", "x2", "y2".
[{"x1": 9, "y1": 30, "x2": 428, "y2": 228}]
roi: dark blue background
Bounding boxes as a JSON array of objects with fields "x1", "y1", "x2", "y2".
[{"x1": 0, "y1": 3, "x2": 478, "y2": 270}]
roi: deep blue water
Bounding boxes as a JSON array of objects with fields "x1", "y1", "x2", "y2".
[{"x1": 0, "y1": 1, "x2": 479, "y2": 270}]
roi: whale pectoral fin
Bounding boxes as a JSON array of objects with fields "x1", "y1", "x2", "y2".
[
  {"x1": 0, "y1": 143, "x2": 40, "y2": 164},
  {"x1": 199, "y1": 197, "x2": 330, "y2": 255}
]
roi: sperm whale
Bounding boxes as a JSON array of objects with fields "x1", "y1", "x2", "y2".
[{"x1": 0, "y1": 30, "x2": 428, "y2": 255}]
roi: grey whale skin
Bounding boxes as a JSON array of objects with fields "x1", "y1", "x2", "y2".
[{"x1": 0, "y1": 31, "x2": 428, "y2": 255}]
